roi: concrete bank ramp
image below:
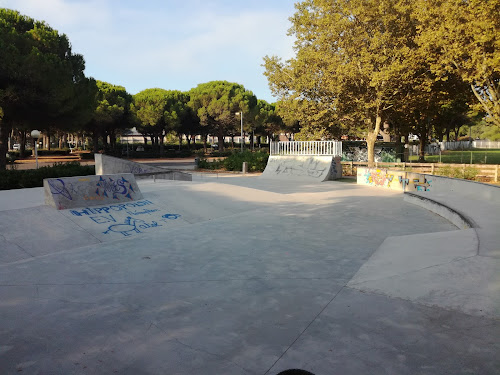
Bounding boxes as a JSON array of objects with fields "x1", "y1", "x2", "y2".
[
  {"x1": 44, "y1": 173, "x2": 143, "y2": 210},
  {"x1": 95, "y1": 154, "x2": 192, "y2": 181},
  {"x1": 261, "y1": 155, "x2": 342, "y2": 182}
]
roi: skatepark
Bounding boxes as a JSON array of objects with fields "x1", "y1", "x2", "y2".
[{"x1": 0, "y1": 154, "x2": 499, "y2": 374}]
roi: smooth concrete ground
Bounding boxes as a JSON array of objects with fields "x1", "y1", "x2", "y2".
[{"x1": 0, "y1": 175, "x2": 499, "y2": 374}]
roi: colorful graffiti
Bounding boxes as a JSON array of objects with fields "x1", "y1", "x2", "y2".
[
  {"x1": 364, "y1": 169, "x2": 391, "y2": 187},
  {"x1": 413, "y1": 177, "x2": 432, "y2": 191},
  {"x1": 360, "y1": 168, "x2": 432, "y2": 192},
  {"x1": 343, "y1": 146, "x2": 397, "y2": 162}
]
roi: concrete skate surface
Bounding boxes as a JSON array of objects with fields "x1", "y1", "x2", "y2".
[{"x1": 0, "y1": 175, "x2": 498, "y2": 375}]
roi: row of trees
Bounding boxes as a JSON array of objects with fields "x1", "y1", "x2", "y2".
[
  {"x1": 263, "y1": 0, "x2": 500, "y2": 162},
  {"x1": 0, "y1": 9, "x2": 290, "y2": 170}
]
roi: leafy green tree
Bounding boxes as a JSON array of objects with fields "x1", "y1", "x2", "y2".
[
  {"x1": 415, "y1": 0, "x2": 500, "y2": 128},
  {"x1": 251, "y1": 100, "x2": 286, "y2": 145},
  {"x1": 189, "y1": 81, "x2": 257, "y2": 151},
  {"x1": 0, "y1": 9, "x2": 96, "y2": 169},
  {"x1": 264, "y1": 0, "x2": 433, "y2": 165},
  {"x1": 132, "y1": 88, "x2": 170, "y2": 153},
  {"x1": 86, "y1": 80, "x2": 132, "y2": 152}
]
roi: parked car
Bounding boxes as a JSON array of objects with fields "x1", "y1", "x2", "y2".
[{"x1": 12, "y1": 144, "x2": 20, "y2": 150}]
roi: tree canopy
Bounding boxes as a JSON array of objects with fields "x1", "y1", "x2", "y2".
[
  {"x1": 86, "y1": 80, "x2": 132, "y2": 152},
  {"x1": 189, "y1": 81, "x2": 257, "y2": 150},
  {"x1": 0, "y1": 8, "x2": 96, "y2": 169},
  {"x1": 264, "y1": 0, "x2": 427, "y2": 163},
  {"x1": 416, "y1": 0, "x2": 500, "y2": 127},
  {"x1": 264, "y1": 0, "x2": 499, "y2": 162}
]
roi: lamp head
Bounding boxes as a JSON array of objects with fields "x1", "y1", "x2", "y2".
[{"x1": 31, "y1": 130, "x2": 41, "y2": 139}]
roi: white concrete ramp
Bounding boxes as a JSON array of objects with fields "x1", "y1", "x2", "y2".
[
  {"x1": 261, "y1": 155, "x2": 342, "y2": 182},
  {"x1": 44, "y1": 174, "x2": 143, "y2": 210},
  {"x1": 95, "y1": 154, "x2": 192, "y2": 181},
  {"x1": 95, "y1": 153, "x2": 165, "y2": 175}
]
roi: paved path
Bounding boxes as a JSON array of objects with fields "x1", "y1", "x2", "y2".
[{"x1": 0, "y1": 176, "x2": 498, "y2": 374}]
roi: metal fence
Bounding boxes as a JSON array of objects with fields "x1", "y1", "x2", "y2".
[
  {"x1": 440, "y1": 140, "x2": 500, "y2": 150},
  {"x1": 270, "y1": 141, "x2": 342, "y2": 156}
]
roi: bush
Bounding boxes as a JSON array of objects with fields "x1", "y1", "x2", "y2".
[
  {"x1": 437, "y1": 165, "x2": 479, "y2": 180},
  {"x1": 0, "y1": 162, "x2": 95, "y2": 190},
  {"x1": 198, "y1": 151, "x2": 269, "y2": 172}
]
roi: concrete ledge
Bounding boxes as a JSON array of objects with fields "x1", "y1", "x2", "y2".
[
  {"x1": 404, "y1": 192, "x2": 475, "y2": 230},
  {"x1": 44, "y1": 174, "x2": 143, "y2": 210},
  {"x1": 95, "y1": 154, "x2": 192, "y2": 181}
]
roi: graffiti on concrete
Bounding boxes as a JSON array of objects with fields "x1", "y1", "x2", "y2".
[
  {"x1": 103, "y1": 216, "x2": 161, "y2": 237},
  {"x1": 413, "y1": 177, "x2": 432, "y2": 191},
  {"x1": 90, "y1": 215, "x2": 116, "y2": 224},
  {"x1": 69, "y1": 200, "x2": 181, "y2": 238},
  {"x1": 95, "y1": 176, "x2": 135, "y2": 200},
  {"x1": 274, "y1": 158, "x2": 327, "y2": 178},
  {"x1": 162, "y1": 213, "x2": 181, "y2": 220},
  {"x1": 48, "y1": 179, "x2": 74, "y2": 200},
  {"x1": 70, "y1": 200, "x2": 155, "y2": 216},
  {"x1": 364, "y1": 169, "x2": 388, "y2": 187},
  {"x1": 360, "y1": 167, "x2": 433, "y2": 192},
  {"x1": 343, "y1": 146, "x2": 396, "y2": 162}
]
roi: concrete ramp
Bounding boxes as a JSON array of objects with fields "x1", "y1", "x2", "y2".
[
  {"x1": 95, "y1": 154, "x2": 192, "y2": 181},
  {"x1": 261, "y1": 155, "x2": 342, "y2": 182},
  {"x1": 44, "y1": 173, "x2": 143, "y2": 210},
  {"x1": 95, "y1": 154, "x2": 164, "y2": 175}
]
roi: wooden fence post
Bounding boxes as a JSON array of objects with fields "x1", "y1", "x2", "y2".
[
  {"x1": 495, "y1": 165, "x2": 499, "y2": 183},
  {"x1": 431, "y1": 163, "x2": 435, "y2": 175}
]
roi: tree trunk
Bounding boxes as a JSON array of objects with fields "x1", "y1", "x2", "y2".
[
  {"x1": 231, "y1": 135, "x2": 234, "y2": 149},
  {"x1": 186, "y1": 135, "x2": 191, "y2": 149},
  {"x1": 0, "y1": 122, "x2": 12, "y2": 170},
  {"x1": 47, "y1": 127, "x2": 51, "y2": 151},
  {"x1": 92, "y1": 132, "x2": 99, "y2": 153},
  {"x1": 366, "y1": 115, "x2": 382, "y2": 167},
  {"x1": 178, "y1": 134, "x2": 182, "y2": 150},
  {"x1": 109, "y1": 130, "x2": 116, "y2": 151},
  {"x1": 419, "y1": 128, "x2": 428, "y2": 162},
  {"x1": 20, "y1": 131, "x2": 27, "y2": 158},
  {"x1": 203, "y1": 135, "x2": 207, "y2": 153},
  {"x1": 159, "y1": 134, "x2": 165, "y2": 155},
  {"x1": 218, "y1": 131, "x2": 224, "y2": 151}
]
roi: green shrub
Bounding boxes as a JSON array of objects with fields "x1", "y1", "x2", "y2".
[
  {"x1": 0, "y1": 162, "x2": 95, "y2": 190},
  {"x1": 197, "y1": 151, "x2": 269, "y2": 172},
  {"x1": 198, "y1": 158, "x2": 223, "y2": 170},
  {"x1": 437, "y1": 165, "x2": 479, "y2": 180}
]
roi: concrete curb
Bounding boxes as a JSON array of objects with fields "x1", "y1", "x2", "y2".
[{"x1": 403, "y1": 192, "x2": 475, "y2": 230}]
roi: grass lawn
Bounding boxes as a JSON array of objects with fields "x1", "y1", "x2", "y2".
[{"x1": 409, "y1": 149, "x2": 500, "y2": 164}]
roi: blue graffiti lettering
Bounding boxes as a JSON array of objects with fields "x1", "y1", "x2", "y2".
[
  {"x1": 48, "y1": 179, "x2": 73, "y2": 200},
  {"x1": 162, "y1": 213, "x2": 181, "y2": 220},
  {"x1": 90, "y1": 215, "x2": 116, "y2": 224}
]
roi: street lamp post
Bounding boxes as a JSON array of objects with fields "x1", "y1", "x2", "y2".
[
  {"x1": 30, "y1": 130, "x2": 41, "y2": 169},
  {"x1": 235, "y1": 112, "x2": 243, "y2": 152}
]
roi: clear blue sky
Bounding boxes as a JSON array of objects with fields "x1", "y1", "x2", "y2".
[{"x1": 1, "y1": 0, "x2": 296, "y2": 102}]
